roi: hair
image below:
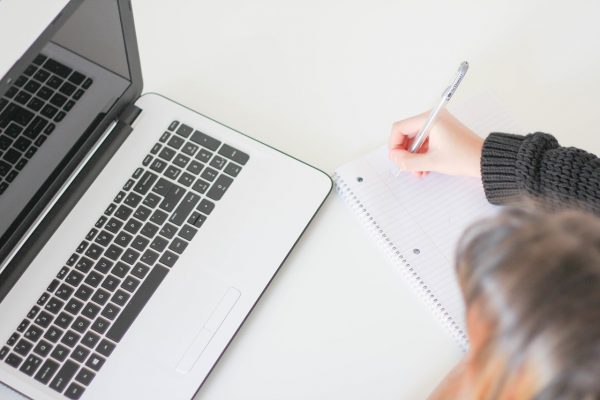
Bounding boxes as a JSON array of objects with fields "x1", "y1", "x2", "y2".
[{"x1": 456, "y1": 207, "x2": 600, "y2": 400}]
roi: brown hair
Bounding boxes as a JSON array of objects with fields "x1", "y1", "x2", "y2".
[{"x1": 456, "y1": 207, "x2": 600, "y2": 400}]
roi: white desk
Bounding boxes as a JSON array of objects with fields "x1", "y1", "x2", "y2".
[
  {"x1": 131, "y1": 1, "x2": 600, "y2": 399},
  {"x1": 3, "y1": 0, "x2": 600, "y2": 399}
]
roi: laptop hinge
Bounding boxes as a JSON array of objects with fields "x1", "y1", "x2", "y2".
[{"x1": 119, "y1": 103, "x2": 142, "y2": 126}]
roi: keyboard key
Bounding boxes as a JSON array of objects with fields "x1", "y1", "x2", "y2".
[
  {"x1": 85, "y1": 270, "x2": 103, "y2": 288},
  {"x1": 131, "y1": 263, "x2": 149, "y2": 280},
  {"x1": 186, "y1": 160, "x2": 204, "y2": 175},
  {"x1": 37, "y1": 85, "x2": 52, "y2": 99},
  {"x1": 173, "y1": 154, "x2": 190, "y2": 168},
  {"x1": 34, "y1": 358, "x2": 59, "y2": 384},
  {"x1": 7, "y1": 332, "x2": 20, "y2": 346},
  {"x1": 44, "y1": 326, "x2": 63, "y2": 344},
  {"x1": 86, "y1": 353, "x2": 105, "y2": 372},
  {"x1": 140, "y1": 249, "x2": 159, "y2": 265},
  {"x1": 158, "y1": 146, "x2": 175, "y2": 162},
  {"x1": 61, "y1": 330, "x2": 81, "y2": 348},
  {"x1": 60, "y1": 81, "x2": 76, "y2": 96},
  {"x1": 101, "y1": 275, "x2": 121, "y2": 292},
  {"x1": 81, "y1": 303, "x2": 101, "y2": 320},
  {"x1": 33, "y1": 54, "x2": 47, "y2": 65},
  {"x1": 175, "y1": 123, "x2": 192, "y2": 137},
  {"x1": 159, "y1": 251, "x2": 178, "y2": 268},
  {"x1": 111, "y1": 290, "x2": 130, "y2": 306},
  {"x1": 158, "y1": 223, "x2": 177, "y2": 240},
  {"x1": 71, "y1": 317, "x2": 91, "y2": 334},
  {"x1": 181, "y1": 142, "x2": 199, "y2": 156},
  {"x1": 91, "y1": 289, "x2": 110, "y2": 306},
  {"x1": 95, "y1": 258, "x2": 113, "y2": 274},
  {"x1": 91, "y1": 317, "x2": 110, "y2": 335},
  {"x1": 209, "y1": 155, "x2": 227, "y2": 170},
  {"x1": 33, "y1": 69, "x2": 50, "y2": 83},
  {"x1": 150, "y1": 158, "x2": 167, "y2": 173},
  {"x1": 33, "y1": 340, "x2": 52, "y2": 357},
  {"x1": 0, "y1": 346, "x2": 9, "y2": 360},
  {"x1": 49, "y1": 359, "x2": 78, "y2": 393},
  {"x1": 206, "y1": 174, "x2": 234, "y2": 201},
  {"x1": 133, "y1": 171, "x2": 158, "y2": 195},
  {"x1": 44, "y1": 59, "x2": 72, "y2": 78},
  {"x1": 200, "y1": 167, "x2": 218, "y2": 182},
  {"x1": 45, "y1": 297, "x2": 65, "y2": 314},
  {"x1": 65, "y1": 270, "x2": 84, "y2": 287},
  {"x1": 0, "y1": 103, "x2": 34, "y2": 128},
  {"x1": 71, "y1": 345, "x2": 90, "y2": 362},
  {"x1": 14, "y1": 338, "x2": 33, "y2": 356},
  {"x1": 192, "y1": 210, "x2": 209, "y2": 227},
  {"x1": 68, "y1": 71, "x2": 85, "y2": 85},
  {"x1": 65, "y1": 382, "x2": 85, "y2": 399},
  {"x1": 124, "y1": 219, "x2": 143, "y2": 235},
  {"x1": 75, "y1": 284, "x2": 94, "y2": 301},
  {"x1": 23, "y1": 325, "x2": 43, "y2": 343},
  {"x1": 102, "y1": 303, "x2": 120, "y2": 320},
  {"x1": 164, "y1": 165, "x2": 181, "y2": 180},
  {"x1": 34, "y1": 311, "x2": 53, "y2": 328},
  {"x1": 95, "y1": 231, "x2": 113, "y2": 246},
  {"x1": 169, "y1": 238, "x2": 188, "y2": 254},
  {"x1": 178, "y1": 225, "x2": 198, "y2": 241},
  {"x1": 140, "y1": 222, "x2": 159, "y2": 239},
  {"x1": 96, "y1": 339, "x2": 116, "y2": 358},
  {"x1": 169, "y1": 192, "x2": 200, "y2": 225},
  {"x1": 159, "y1": 183, "x2": 186, "y2": 212},
  {"x1": 17, "y1": 319, "x2": 30, "y2": 332},
  {"x1": 197, "y1": 199, "x2": 215, "y2": 215},
  {"x1": 65, "y1": 298, "x2": 84, "y2": 315},
  {"x1": 124, "y1": 192, "x2": 142, "y2": 208},
  {"x1": 75, "y1": 368, "x2": 95, "y2": 386},
  {"x1": 167, "y1": 135, "x2": 184, "y2": 150},
  {"x1": 19, "y1": 354, "x2": 42, "y2": 376},
  {"x1": 50, "y1": 93, "x2": 67, "y2": 108},
  {"x1": 111, "y1": 262, "x2": 130, "y2": 278},
  {"x1": 149, "y1": 209, "x2": 168, "y2": 225},
  {"x1": 81, "y1": 331, "x2": 100, "y2": 349},
  {"x1": 82, "y1": 78, "x2": 93, "y2": 89},
  {"x1": 195, "y1": 148, "x2": 212, "y2": 163},
  {"x1": 6, "y1": 353, "x2": 23, "y2": 368},
  {"x1": 190, "y1": 130, "x2": 221, "y2": 151},
  {"x1": 149, "y1": 236, "x2": 168, "y2": 253},
  {"x1": 55, "y1": 312, "x2": 74, "y2": 330},
  {"x1": 24, "y1": 80, "x2": 41, "y2": 94},
  {"x1": 218, "y1": 143, "x2": 249, "y2": 165},
  {"x1": 106, "y1": 265, "x2": 168, "y2": 342},
  {"x1": 178, "y1": 172, "x2": 195, "y2": 187}
]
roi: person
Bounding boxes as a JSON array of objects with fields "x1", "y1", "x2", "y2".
[
  {"x1": 387, "y1": 111, "x2": 600, "y2": 399},
  {"x1": 388, "y1": 110, "x2": 600, "y2": 215}
]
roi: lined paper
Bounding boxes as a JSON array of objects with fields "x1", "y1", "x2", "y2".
[{"x1": 334, "y1": 94, "x2": 519, "y2": 349}]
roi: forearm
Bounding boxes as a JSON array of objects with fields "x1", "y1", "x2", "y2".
[{"x1": 481, "y1": 132, "x2": 600, "y2": 214}]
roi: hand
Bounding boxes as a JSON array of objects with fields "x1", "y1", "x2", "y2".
[{"x1": 388, "y1": 110, "x2": 484, "y2": 178}]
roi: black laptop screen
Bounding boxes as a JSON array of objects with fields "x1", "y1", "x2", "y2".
[{"x1": 0, "y1": 0, "x2": 136, "y2": 263}]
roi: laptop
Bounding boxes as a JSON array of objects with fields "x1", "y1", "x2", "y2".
[{"x1": 0, "y1": 0, "x2": 332, "y2": 399}]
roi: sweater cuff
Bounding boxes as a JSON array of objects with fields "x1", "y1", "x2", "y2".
[{"x1": 481, "y1": 133, "x2": 526, "y2": 205}]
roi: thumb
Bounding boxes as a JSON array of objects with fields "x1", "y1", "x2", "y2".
[{"x1": 389, "y1": 148, "x2": 434, "y2": 172}]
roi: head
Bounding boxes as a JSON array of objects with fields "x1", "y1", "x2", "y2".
[{"x1": 435, "y1": 208, "x2": 600, "y2": 400}]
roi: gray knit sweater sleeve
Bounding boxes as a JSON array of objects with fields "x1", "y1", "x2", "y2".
[{"x1": 481, "y1": 132, "x2": 600, "y2": 213}]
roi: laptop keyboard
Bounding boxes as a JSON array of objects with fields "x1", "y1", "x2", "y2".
[
  {"x1": 0, "y1": 121, "x2": 248, "y2": 399},
  {"x1": 0, "y1": 54, "x2": 93, "y2": 195}
]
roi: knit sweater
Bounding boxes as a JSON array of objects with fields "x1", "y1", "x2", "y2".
[{"x1": 481, "y1": 132, "x2": 600, "y2": 214}]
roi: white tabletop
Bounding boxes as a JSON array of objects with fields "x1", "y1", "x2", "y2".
[
  {"x1": 130, "y1": 1, "x2": 600, "y2": 399},
  {"x1": 3, "y1": 0, "x2": 600, "y2": 399}
]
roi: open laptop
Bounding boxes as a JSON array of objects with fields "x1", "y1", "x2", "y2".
[{"x1": 0, "y1": 0, "x2": 332, "y2": 399}]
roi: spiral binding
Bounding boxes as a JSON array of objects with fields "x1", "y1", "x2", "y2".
[{"x1": 333, "y1": 172, "x2": 469, "y2": 352}]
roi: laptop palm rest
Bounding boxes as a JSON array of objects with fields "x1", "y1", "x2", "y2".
[{"x1": 176, "y1": 287, "x2": 241, "y2": 373}]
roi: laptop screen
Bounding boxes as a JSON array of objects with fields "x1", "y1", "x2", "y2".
[{"x1": 0, "y1": 0, "x2": 139, "y2": 263}]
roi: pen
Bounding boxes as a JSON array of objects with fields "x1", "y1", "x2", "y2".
[{"x1": 408, "y1": 61, "x2": 469, "y2": 153}]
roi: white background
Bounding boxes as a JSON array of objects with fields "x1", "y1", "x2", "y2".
[
  {"x1": 135, "y1": 1, "x2": 600, "y2": 399},
  {"x1": 2, "y1": 0, "x2": 600, "y2": 399}
]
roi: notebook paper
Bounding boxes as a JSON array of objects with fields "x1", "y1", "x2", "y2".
[{"x1": 334, "y1": 94, "x2": 520, "y2": 350}]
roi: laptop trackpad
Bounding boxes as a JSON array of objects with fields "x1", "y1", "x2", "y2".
[{"x1": 176, "y1": 287, "x2": 241, "y2": 374}]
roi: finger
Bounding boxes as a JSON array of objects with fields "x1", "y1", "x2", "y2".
[
  {"x1": 388, "y1": 111, "x2": 429, "y2": 150},
  {"x1": 389, "y1": 148, "x2": 434, "y2": 172}
]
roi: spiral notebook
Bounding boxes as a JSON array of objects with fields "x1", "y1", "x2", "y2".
[{"x1": 333, "y1": 95, "x2": 520, "y2": 350}]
